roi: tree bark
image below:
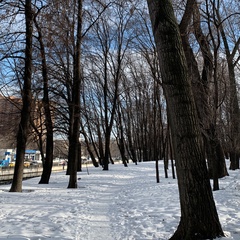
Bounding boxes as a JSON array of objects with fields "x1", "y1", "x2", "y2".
[
  {"x1": 147, "y1": 0, "x2": 224, "y2": 239},
  {"x1": 217, "y1": 11, "x2": 240, "y2": 170},
  {"x1": 68, "y1": 0, "x2": 82, "y2": 188},
  {"x1": 9, "y1": 0, "x2": 33, "y2": 192},
  {"x1": 179, "y1": 1, "x2": 228, "y2": 189},
  {"x1": 116, "y1": 103, "x2": 128, "y2": 167},
  {"x1": 33, "y1": 13, "x2": 54, "y2": 184}
]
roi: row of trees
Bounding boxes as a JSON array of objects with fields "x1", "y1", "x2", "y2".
[
  {"x1": 1, "y1": 0, "x2": 238, "y2": 185},
  {"x1": 0, "y1": 1, "x2": 237, "y2": 186},
  {"x1": 0, "y1": 1, "x2": 239, "y2": 238},
  {"x1": 1, "y1": 1, "x2": 239, "y2": 189}
]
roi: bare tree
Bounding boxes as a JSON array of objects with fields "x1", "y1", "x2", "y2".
[
  {"x1": 215, "y1": 1, "x2": 240, "y2": 170},
  {"x1": 147, "y1": 0, "x2": 224, "y2": 238},
  {"x1": 84, "y1": 1, "x2": 137, "y2": 170},
  {"x1": 179, "y1": 0, "x2": 228, "y2": 190},
  {"x1": 67, "y1": 0, "x2": 82, "y2": 188},
  {"x1": 33, "y1": 5, "x2": 54, "y2": 184},
  {"x1": 10, "y1": 0, "x2": 33, "y2": 192}
]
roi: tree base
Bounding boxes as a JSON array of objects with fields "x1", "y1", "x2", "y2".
[{"x1": 169, "y1": 221, "x2": 225, "y2": 240}]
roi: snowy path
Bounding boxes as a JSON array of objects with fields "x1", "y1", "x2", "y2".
[
  {"x1": 79, "y1": 165, "x2": 179, "y2": 240},
  {"x1": 83, "y1": 186, "x2": 115, "y2": 240}
]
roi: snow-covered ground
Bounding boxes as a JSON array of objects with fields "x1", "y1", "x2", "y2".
[{"x1": 0, "y1": 160, "x2": 239, "y2": 240}]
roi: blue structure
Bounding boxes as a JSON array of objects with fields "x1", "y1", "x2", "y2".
[{"x1": 0, "y1": 159, "x2": 9, "y2": 167}]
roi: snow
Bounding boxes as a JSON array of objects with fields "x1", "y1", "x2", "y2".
[{"x1": 0, "y1": 160, "x2": 239, "y2": 240}]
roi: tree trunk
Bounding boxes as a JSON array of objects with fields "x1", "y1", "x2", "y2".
[
  {"x1": 33, "y1": 13, "x2": 54, "y2": 184},
  {"x1": 167, "y1": 127, "x2": 176, "y2": 180},
  {"x1": 77, "y1": 141, "x2": 82, "y2": 172},
  {"x1": 179, "y1": 3, "x2": 228, "y2": 187},
  {"x1": 9, "y1": 0, "x2": 33, "y2": 192},
  {"x1": 217, "y1": 11, "x2": 240, "y2": 170},
  {"x1": 230, "y1": 152, "x2": 239, "y2": 170},
  {"x1": 81, "y1": 124, "x2": 99, "y2": 167},
  {"x1": 97, "y1": 122, "x2": 104, "y2": 166},
  {"x1": 147, "y1": 0, "x2": 224, "y2": 239},
  {"x1": 102, "y1": 127, "x2": 110, "y2": 170},
  {"x1": 117, "y1": 105, "x2": 128, "y2": 167},
  {"x1": 126, "y1": 111, "x2": 138, "y2": 164},
  {"x1": 68, "y1": 0, "x2": 82, "y2": 188}
]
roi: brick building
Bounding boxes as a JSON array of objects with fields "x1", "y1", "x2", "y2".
[
  {"x1": 0, "y1": 95, "x2": 46, "y2": 149},
  {"x1": 0, "y1": 95, "x2": 21, "y2": 148}
]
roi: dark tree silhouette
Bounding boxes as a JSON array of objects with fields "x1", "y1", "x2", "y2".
[
  {"x1": 147, "y1": 0, "x2": 224, "y2": 239},
  {"x1": 10, "y1": 0, "x2": 33, "y2": 192}
]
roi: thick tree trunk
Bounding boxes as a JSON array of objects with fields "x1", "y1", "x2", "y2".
[
  {"x1": 67, "y1": 135, "x2": 78, "y2": 188},
  {"x1": 205, "y1": 130, "x2": 228, "y2": 181},
  {"x1": 102, "y1": 128, "x2": 110, "y2": 170},
  {"x1": 192, "y1": 5, "x2": 228, "y2": 185},
  {"x1": 77, "y1": 141, "x2": 82, "y2": 171},
  {"x1": 226, "y1": 57, "x2": 240, "y2": 171},
  {"x1": 9, "y1": 0, "x2": 33, "y2": 192},
  {"x1": 179, "y1": 3, "x2": 228, "y2": 188},
  {"x1": 147, "y1": 0, "x2": 224, "y2": 239},
  {"x1": 228, "y1": 63, "x2": 240, "y2": 170},
  {"x1": 230, "y1": 152, "x2": 240, "y2": 170}
]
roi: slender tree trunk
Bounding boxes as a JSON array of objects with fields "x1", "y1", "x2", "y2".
[
  {"x1": 147, "y1": 0, "x2": 224, "y2": 239},
  {"x1": 80, "y1": 124, "x2": 99, "y2": 167},
  {"x1": 164, "y1": 138, "x2": 168, "y2": 179},
  {"x1": 217, "y1": 12, "x2": 240, "y2": 170},
  {"x1": 117, "y1": 105, "x2": 128, "y2": 167},
  {"x1": 81, "y1": 91, "x2": 99, "y2": 167},
  {"x1": 66, "y1": 104, "x2": 74, "y2": 176},
  {"x1": 153, "y1": 81, "x2": 160, "y2": 182},
  {"x1": 77, "y1": 141, "x2": 82, "y2": 171},
  {"x1": 83, "y1": 129, "x2": 99, "y2": 167},
  {"x1": 33, "y1": 14, "x2": 54, "y2": 184},
  {"x1": 9, "y1": 0, "x2": 33, "y2": 192},
  {"x1": 102, "y1": 127, "x2": 110, "y2": 170},
  {"x1": 126, "y1": 110, "x2": 138, "y2": 164},
  {"x1": 68, "y1": 0, "x2": 82, "y2": 188}
]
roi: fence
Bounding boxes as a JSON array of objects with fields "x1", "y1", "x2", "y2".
[{"x1": 0, "y1": 165, "x2": 63, "y2": 182}]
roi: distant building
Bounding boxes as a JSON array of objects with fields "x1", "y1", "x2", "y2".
[
  {"x1": 0, "y1": 94, "x2": 48, "y2": 149},
  {"x1": 0, "y1": 148, "x2": 42, "y2": 162},
  {"x1": 0, "y1": 149, "x2": 16, "y2": 162},
  {"x1": 25, "y1": 149, "x2": 41, "y2": 161},
  {"x1": 0, "y1": 95, "x2": 21, "y2": 148}
]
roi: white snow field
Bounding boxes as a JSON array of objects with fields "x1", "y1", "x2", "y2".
[{"x1": 0, "y1": 160, "x2": 239, "y2": 240}]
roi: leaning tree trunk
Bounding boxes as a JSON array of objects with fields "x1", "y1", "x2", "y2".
[
  {"x1": 9, "y1": 0, "x2": 33, "y2": 193},
  {"x1": 33, "y1": 14, "x2": 54, "y2": 184},
  {"x1": 147, "y1": 0, "x2": 224, "y2": 239},
  {"x1": 179, "y1": 1, "x2": 228, "y2": 190},
  {"x1": 80, "y1": 123, "x2": 99, "y2": 167},
  {"x1": 192, "y1": 5, "x2": 228, "y2": 185}
]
